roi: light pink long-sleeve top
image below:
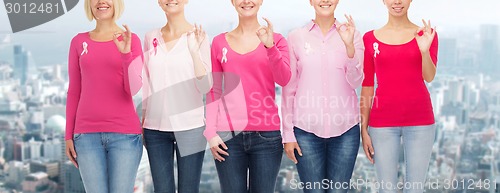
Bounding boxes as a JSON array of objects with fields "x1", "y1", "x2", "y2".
[
  {"x1": 65, "y1": 32, "x2": 143, "y2": 140},
  {"x1": 142, "y1": 29, "x2": 212, "y2": 131},
  {"x1": 281, "y1": 21, "x2": 364, "y2": 143}
]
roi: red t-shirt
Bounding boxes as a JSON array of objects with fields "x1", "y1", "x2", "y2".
[{"x1": 362, "y1": 30, "x2": 438, "y2": 127}]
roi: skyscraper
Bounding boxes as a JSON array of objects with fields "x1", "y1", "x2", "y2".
[
  {"x1": 13, "y1": 45, "x2": 29, "y2": 85},
  {"x1": 439, "y1": 38, "x2": 458, "y2": 68},
  {"x1": 480, "y1": 25, "x2": 499, "y2": 74}
]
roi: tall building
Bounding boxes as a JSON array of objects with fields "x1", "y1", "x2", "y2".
[
  {"x1": 63, "y1": 161, "x2": 85, "y2": 193},
  {"x1": 480, "y1": 25, "x2": 499, "y2": 74},
  {"x1": 438, "y1": 38, "x2": 458, "y2": 68},
  {"x1": 43, "y1": 138, "x2": 62, "y2": 161},
  {"x1": 30, "y1": 159, "x2": 59, "y2": 179},
  {"x1": 27, "y1": 137, "x2": 42, "y2": 160},
  {"x1": 14, "y1": 45, "x2": 29, "y2": 85},
  {"x1": 6, "y1": 161, "x2": 30, "y2": 188}
]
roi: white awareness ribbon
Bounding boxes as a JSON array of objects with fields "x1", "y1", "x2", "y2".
[
  {"x1": 221, "y1": 47, "x2": 228, "y2": 63},
  {"x1": 81, "y1": 42, "x2": 88, "y2": 56},
  {"x1": 305, "y1": 42, "x2": 311, "y2": 55},
  {"x1": 373, "y1": 42, "x2": 380, "y2": 58}
]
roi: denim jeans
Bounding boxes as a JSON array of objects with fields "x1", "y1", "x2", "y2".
[
  {"x1": 215, "y1": 131, "x2": 283, "y2": 193},
  {"x1": 294, "y1": 124, "x2": 360, "y2": 193},
  {"x1": 144, "y1": 127, "x2": 206, "y2": 193},
  {"x1": 73, "y1": 132, "x2": 143, "y2": 193},
  {"x1": 369, "y1": 124, "x2": 436, "y2": 193}
]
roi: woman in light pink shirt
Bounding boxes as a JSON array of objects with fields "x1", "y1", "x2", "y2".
[
  {"x1": 141, "y1": 0, "x2": 212, "y2": 192},
  {"x1": 281, "y1": 0, "x2": 364, "y2": 192}
]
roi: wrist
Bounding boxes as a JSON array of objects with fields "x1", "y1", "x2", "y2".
[{"x1": 264, "y1": 42, "x2": 274, "y2": 49}]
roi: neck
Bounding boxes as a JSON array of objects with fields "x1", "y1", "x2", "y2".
[
  {"x1": 94, "y1": 19, "x2": 120, "y2": 33},
  {"x1": 234, "y1": 16, "x2": 261, "y2": 35},
  {"x1": 314, "y1": 14, "x2": 336, "y2": 33},
  {"x1": 386, "y1": 14, "x2": 412, "y2": 29},
  {"x1": 164, "y1": 12, "x2": 191, "y2": 35}
]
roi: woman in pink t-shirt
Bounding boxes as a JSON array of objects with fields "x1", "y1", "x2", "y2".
[
  {"x1": 205, "y1": 0, "x2": 291, "y2": 192},
  {"x1": 360, "y1": 0, "x2": 438, "y2": 192},
  {"x1": 65, "y1": 0, "x2": 143, "y2": 192}
]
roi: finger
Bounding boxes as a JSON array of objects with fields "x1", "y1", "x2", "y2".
[
  {"x1": 112, "y1": 33, "x2": 120, "y2": 46},
  {"x1": 217, "y1": 147, "x2": 229, "y2": 156},
  {"x1": 123, "y1": 24, "x2": 131, "y2": 37},
  {"x1": 349, "y1": 15, "x2": 356, "y2": 29},
  {"x1": 428, "y1": 20, "x2": 432, "y2": 31},
  {"x1": 256, "y1": 26, "x2": 267, "y2": 36},
  {"x1": 211, "y1": 149, "x2": 225, "y2": 162},
  {"x1": 296, "y1": 146, "x2": 303, "y2": 157},
  {"x1": 220, "y1": 141, "x2": 228, "y2": 150},
  {"x1": 363, "y1": 145, "x2": 373, "y2": 163},
  {"x1": 262, "y1": 17, "x2": 273, "y2": 32},
  {"x1": 285, "y1": 148, "x2": 297, "y2": 163},
  {"x1": 414, "y1": 27, "x2": 425, "y2": 36}
]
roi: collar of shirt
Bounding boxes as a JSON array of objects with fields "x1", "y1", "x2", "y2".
[{"x1": 306, "y1": 19, "x2": 340, "y2": 33}]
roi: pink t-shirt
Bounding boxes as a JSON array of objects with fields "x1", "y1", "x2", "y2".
[
  {"x1": 362, "y1": 30, "x2": 438, "y2": 127},
  {"x1": 65, "y1": 32, "x2": 143, "y2": 140},
  {"x1": 203, "y1": 32, "x2": 291, "y2": 140}
]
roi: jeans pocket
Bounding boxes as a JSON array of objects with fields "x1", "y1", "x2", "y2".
[
  {"x1": 217, "y1": 131, "x2": 233, "y2": 141},
  {"x1": 73, "y1": 133, "x2": 83, "y2": 141},
  {"x1": 257, "y1": 131, "x2": 282, "y2": 141}
]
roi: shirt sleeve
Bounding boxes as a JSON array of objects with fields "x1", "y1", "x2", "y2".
[
  {"x1": 142, "y1": 33, "x2": 151, "y2": 124},
  {"x1": 430, "y1": 32, "x2": 439, "y2": 66},
  {"x1": 281, "y1": 32, "x2": 299, "y2": 143},
  {"x1": 267, "y1": 33, "x2": 291, "y2": 86},
  {"x1": 362, "y1": 32, "x2": 375, "y2": 87},
  {"x1": 345, "y1": 30, "x2": 365, "y2": 89},
  {"x1": 203, "y1": 37, "x2": 222, "y2": 141},
  {"x1": 122, "y1": 34, "x2": 144, "y2": 96},
  {"x1": 65, "y1": 36, "x2": 81, "y2": 140},
  {"x1": 193, "y1": 34, "x2": 214, "y2": 94}
]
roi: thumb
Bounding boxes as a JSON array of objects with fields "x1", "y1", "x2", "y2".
[
  {"x1": 296, "y1": 145, "x2": 303, "y2": 156},
  {"x1": 70, "y1": 145, "x2": 77, "y2": 158}
]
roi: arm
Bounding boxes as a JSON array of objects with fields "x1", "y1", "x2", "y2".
[
  {"x1": 281, "y1": 33, "x2": 299, "y2": 143},
  {"x1": 344, "y1": 31, "x2": 365, "y2": 89},
  {"x1": 267, "y1": 34, "x2": 291, "y2": 86},
  {"x1": 65, "y1": 37, "x2": 81, "y2": 140},
  {"x1": 141, "y1": 34, "x2": 151, "y2": 125},
  {"x1": 360, "y1": 34, "x2": 375, "y2": 163},
  {"x1": 203, "y1": 39, "x2": 222, "y2": 141},
  {"x1": 122, "y1": 34, "x2": 144, "y2": 96},
  {"x1": 192, "y1": 34, "x2": 213, "y2": 94}
]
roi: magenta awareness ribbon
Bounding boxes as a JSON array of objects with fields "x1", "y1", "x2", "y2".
[{"x1": 153, "y1": 38, "x2": 158, "y2": 56}]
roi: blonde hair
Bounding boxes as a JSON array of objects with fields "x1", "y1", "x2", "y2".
[{"x1": 84, "y1": 0, "x2": 125, "y2": 21}]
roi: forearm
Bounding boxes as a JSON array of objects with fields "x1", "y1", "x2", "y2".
[
  {"x1": 422, "y1": 51, "x2": 437, "y2": 82},
  {"x1": 360, "y1": 87, "x2": 374, "y2": 133}
]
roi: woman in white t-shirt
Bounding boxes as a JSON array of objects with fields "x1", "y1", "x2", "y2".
[{"x1": 141, "y1": 0, "x2": 212, "y2": 192}]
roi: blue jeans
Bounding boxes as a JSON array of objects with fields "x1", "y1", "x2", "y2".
[
  {"x1": 294, "y1": 124, "x2": 360, "y2": 193},
  {"x1": 73, "y1": 132, "x2": 143, "y2": 193},
  {"x1": 215, "y1": 131, "x2": 283, "y2": 193},
  {"x1": 143, "y1": 127, "x2": 206, "y2": 193},
  {"x1": 369, "y1": 124, "x2": 436, "y2": 193}
]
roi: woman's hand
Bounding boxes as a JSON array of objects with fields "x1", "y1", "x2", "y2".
[
  {"x1": 256, "y1": 17, "x2": 275, "y2": 48},
  {"x1": 209, "y1": 135, "x2": 229, "y2": 162},
  {"x1": 284, "y1": 142, "x2": 302, "y2": 164},
  {"x1": 113, "y1": 24, "x2": 132, "y2": 54},
  {"x1": 65, "y1": 139, "x2": 78, "y2": 168},
  {"x1": 415, "y1": 19, "x2": 436, "y2": 53}
]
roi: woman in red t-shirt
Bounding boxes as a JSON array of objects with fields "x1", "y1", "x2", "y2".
[{"x1": 360, "y1": 0, "x2": 438, "y2": 192}]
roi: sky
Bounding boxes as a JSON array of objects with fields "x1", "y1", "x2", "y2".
[{"x1": 0, "y1": 0, "x2": 499, "y2": 66}]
